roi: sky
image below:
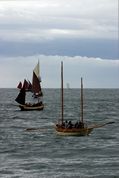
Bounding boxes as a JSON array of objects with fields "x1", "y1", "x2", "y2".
[{"x1": 0, "y1": 0, "x2": 118, "y2": 88}]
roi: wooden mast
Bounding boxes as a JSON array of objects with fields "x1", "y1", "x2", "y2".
[
  {"x1": 61, "y1": 61, "x2": 64, "y2": 125},
  {"x1": 80, "y1": 77, "x2": 83, "y2": 123}
]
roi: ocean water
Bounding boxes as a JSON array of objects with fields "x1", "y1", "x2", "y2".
[{"x1": 0, "y1": 88, "x2": 119, "y2": 178}]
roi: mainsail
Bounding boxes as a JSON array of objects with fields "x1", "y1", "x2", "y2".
[
  {"x1": 32, "y1": 61, "x2": 43, "y2": 97},
  {"x1": 33, "y1": 61, "x2": 40, "y2": 79}
]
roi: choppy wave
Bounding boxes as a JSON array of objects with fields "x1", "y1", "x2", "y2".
[{"x1": 0, "y1": 89, "x2": 119, "y2": 178}]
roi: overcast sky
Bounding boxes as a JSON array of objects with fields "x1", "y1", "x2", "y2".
[{"x1": 0, "y1": 0, "x2": 118, "y2": 88}]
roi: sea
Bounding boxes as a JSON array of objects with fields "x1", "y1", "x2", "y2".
[{"x1": 0, "y1": 88, "x2": 119, "y2": 178}]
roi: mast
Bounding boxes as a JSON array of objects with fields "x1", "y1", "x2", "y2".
[
  {"x1": 80, "y1": 77, "x2": 83, "y2": 123},
  {"x1": 61, "y1": 61, "x2": 64, "y2": 124}
]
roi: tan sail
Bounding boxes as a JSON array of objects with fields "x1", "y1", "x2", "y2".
[{"x1": 33, "y1": 60, "x2": 40, "y2": 79}]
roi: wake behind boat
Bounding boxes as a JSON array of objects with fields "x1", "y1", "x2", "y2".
[
  {"x1": 15, "y1": 61, "x2": 44, "y2": 111},
  {"x1": 55, "y1": 61, "x2": 114, "y2": 136}
]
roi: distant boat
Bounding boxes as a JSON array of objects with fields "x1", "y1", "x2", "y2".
[
  {"x1": 55, "y1": 61, "x2": 114, "y2": 136},
  {"x1": 15, "y1": 61, "x2": 44, "y2": 111},
  {"x1": 66, "y1": 83, "x2": 70, "y2": 89}
]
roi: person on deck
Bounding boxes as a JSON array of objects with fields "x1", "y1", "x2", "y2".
[
  {"x1": 79, "y1": 121, "x2": 84, "y2": 128},
  {"x1": 75, "y1": 121, "x2": 79, "y2": 128},
  {"x1": 65, "y1": 120, "x2": 68, "y2": 128},
  {"x1": 67, "y1": 121, "x2": 73, "y2": 129}
]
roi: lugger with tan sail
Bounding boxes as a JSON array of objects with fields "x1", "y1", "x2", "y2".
[{"x1": 55, "y1": 61, "x2": 114, "y2": 136}]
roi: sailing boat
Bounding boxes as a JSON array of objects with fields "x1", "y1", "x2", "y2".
[
  {"x1": 55, "y1": 62, "x2": 114, "y2": 136},
  {"x1": 15, "y1": 62, "x2": 44, "y2": 111}
]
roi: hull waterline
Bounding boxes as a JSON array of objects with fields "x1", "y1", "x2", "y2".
[
  {"x1": 55, "y1": 126, "x2": 93, "y2": 136},
  {"x1": 19, "y1": 104, "x2": 44, "y2": 111}
]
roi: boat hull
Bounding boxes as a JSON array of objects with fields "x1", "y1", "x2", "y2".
[
  {"x1": 55, "y1": 126, "x2": 93, "y2": 136},
  {"x1": 18, "y1": 104, "x2": 44, "y2": 111}
]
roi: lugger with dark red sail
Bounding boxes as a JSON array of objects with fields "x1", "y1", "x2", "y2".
[
  {"x1": 55, "y1": 61, "x2": 114, "y2": 136},
  {"x1": 15, "y1": 61, "x2": 44, "y2": 111}
]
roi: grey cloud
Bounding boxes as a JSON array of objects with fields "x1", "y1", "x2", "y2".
[
  {"x1": 0, "y1": 0, "x2": 117, "y2": 41},
  {"x1": 0, "y1": 39, "x2": 118, "y2": 59}
]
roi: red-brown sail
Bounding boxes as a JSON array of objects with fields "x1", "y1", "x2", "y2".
[
  {"x1": 32, "y1": 71, "x2": 42, "y2": 96},
  {"x1": 32, "y1": 61, "x2": 43, "y2": 97},
  {"x1": 22, "y1": 79, "x2": 29, "y2": 90},
  {"x1": 17, "y1": 81, "x2": 22, "y2": 89},
  {"x1": 28, "y1": 80, "x2": 32, "y2": 91}
]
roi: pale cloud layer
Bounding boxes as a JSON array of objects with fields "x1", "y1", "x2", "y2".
[
  {"x1": 0, "y1": 0, "x2": 118, "y2": 88},
  {"x1": 0, "y1": 0, "x2": 118, "y2": 42},
  {"x1": 0, "y1": 55, "x2": 118, "y2": 88}
]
